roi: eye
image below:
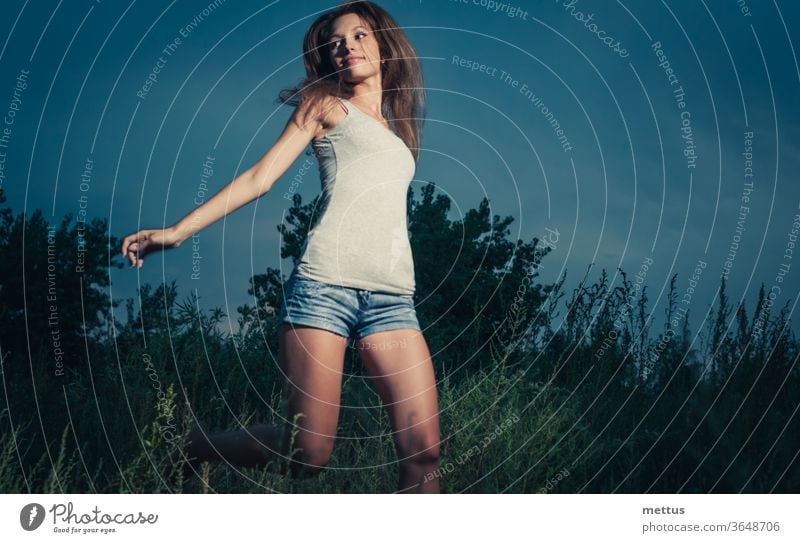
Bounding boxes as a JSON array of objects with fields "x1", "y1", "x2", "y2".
[{"x1": 329, "y1": 32, "x2": 369, "y2": 49}]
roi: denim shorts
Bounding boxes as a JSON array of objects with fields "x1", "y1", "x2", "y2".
[{"x1": 277, "y1": 272, "x2": 422, "y2": 340}]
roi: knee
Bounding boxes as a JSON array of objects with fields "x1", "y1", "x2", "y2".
[
  {"x1": 289, "y1": 438, "x2": 334, "y2": 478},
  {"x1": 399, "y1": 432, "x2": 440, "y2": 466}
]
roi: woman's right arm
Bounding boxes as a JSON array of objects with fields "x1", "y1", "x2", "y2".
[{"x1": 121, "y1": 101, "x2": 322, "y2": 268}]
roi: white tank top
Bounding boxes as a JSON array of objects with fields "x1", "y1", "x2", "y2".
[{"x1": 293, "y1": 97, "x2": 417, "y2": 295}]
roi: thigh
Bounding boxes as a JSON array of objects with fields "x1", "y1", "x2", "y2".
[
  {"x1": 279, "y1": 323, "x2": 348, "y2": 461},
  {"x1": 357, "y1": 329, "x2": 441, "y2": 460}
]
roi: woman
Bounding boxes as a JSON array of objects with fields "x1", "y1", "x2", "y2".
[{"x1": 121, "y1": 0, "x2": 441, "y2": 493}]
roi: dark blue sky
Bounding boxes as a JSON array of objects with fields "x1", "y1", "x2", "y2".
[{"x1": 1, "y1": 0, "x2": 799, "y2": 340}]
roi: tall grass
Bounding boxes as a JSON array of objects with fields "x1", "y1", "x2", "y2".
[{"x1": 1, "y1": 267, "x2": 796, "y2": 493}]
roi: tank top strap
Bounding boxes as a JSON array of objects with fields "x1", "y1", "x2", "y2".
[{"x1": 336, "y1": 97, "x2": 349, "y2": 114}]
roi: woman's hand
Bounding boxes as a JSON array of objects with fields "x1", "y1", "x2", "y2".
[{"x1": 120, "y1": 227, "x2": 183, "y2": 268}]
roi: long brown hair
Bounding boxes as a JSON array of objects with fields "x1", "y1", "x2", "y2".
[{"x1": 277, "y1": 0, "x2": 424, "y2": 161}]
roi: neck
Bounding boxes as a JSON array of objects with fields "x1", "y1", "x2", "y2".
[{"x1": 347, "y1": 78, "x2": 384, "y2": 116}]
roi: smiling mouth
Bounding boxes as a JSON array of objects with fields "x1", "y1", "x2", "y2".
[{"x1": 344, "y1": 57, "x2": 365, "y2": 66}]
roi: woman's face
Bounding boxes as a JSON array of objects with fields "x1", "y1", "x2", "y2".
[{"x1": 327, "y1": 13, "x2": 382, "y2": 82}]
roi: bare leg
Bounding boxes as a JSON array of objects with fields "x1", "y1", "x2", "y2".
[
  {"x1": 357, "y1": 329, "x2": 441, "y2": 493},
  {"x1": 184, "y1": 324, "x2": 347, "y2": 477},
  {"x1": 183, "y1": 421, "x2": 287, "y2": 471}
]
